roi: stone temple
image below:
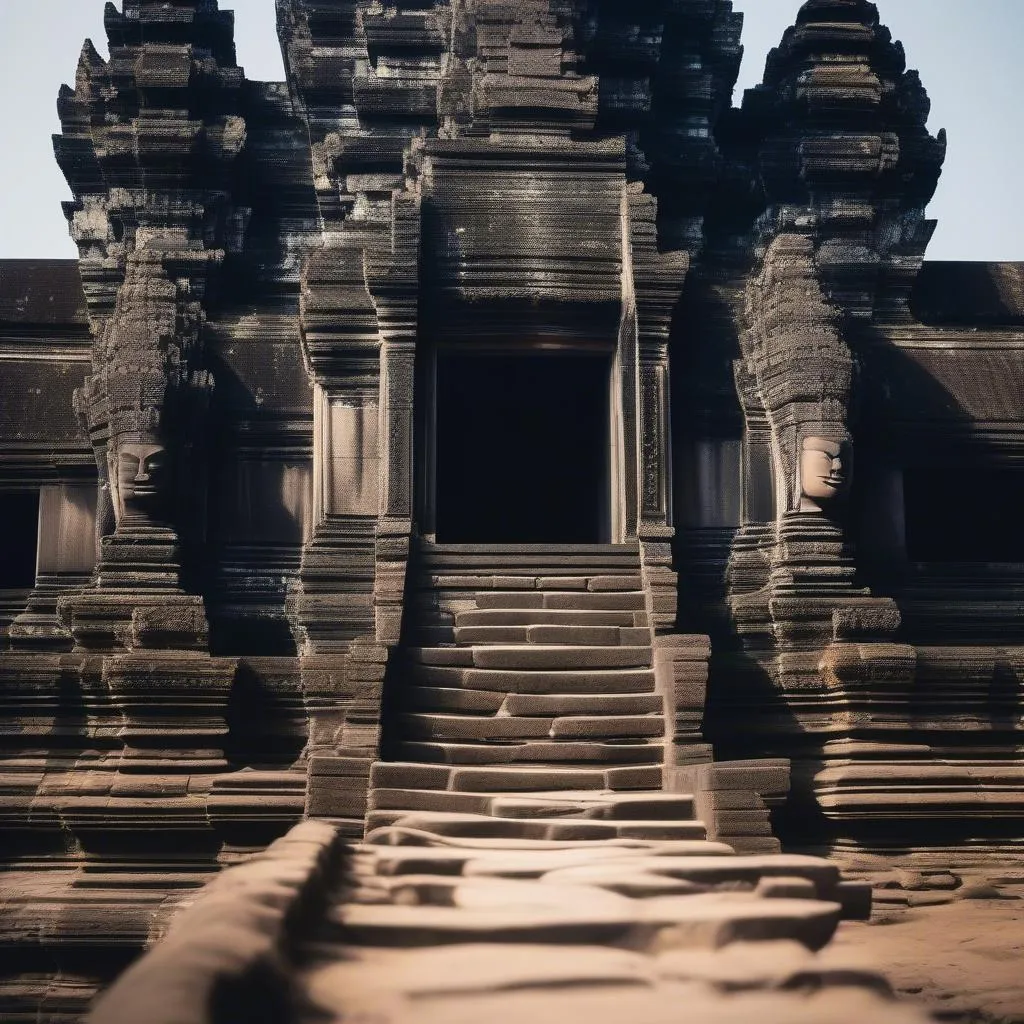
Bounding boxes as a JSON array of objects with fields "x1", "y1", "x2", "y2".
[{"x1": 1, "y1": 1, "x2": 1023, "y2": 1021}]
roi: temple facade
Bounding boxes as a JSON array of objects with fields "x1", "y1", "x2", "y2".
[{"x1": 2, "y1": 0, "x2": 1024, "y2": 1018}]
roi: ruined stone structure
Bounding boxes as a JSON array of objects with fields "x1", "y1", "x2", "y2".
[{"x1": 1, "y1": 0, "x2": 1023, "y2": 1020}]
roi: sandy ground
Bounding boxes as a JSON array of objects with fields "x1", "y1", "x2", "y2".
[{"x1": 833, "y1": 895, "x2": 1024, "y2": 1023}]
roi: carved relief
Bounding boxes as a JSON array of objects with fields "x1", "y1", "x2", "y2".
[
  {"x1": 798, "y1": 436, "x2": 852, "y2": 513},
  {"x1": 77, "y1": 246, "x2": 212, "y2": 543},
  {"x1": 741, "y1": 231, "x2": 855, "y2": 522},
  {"x1": 114, "y1": 442, "x2": 168, "y2": 519}
]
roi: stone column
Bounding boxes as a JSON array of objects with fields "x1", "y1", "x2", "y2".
[
  {"x1": 375, "y1": 339, "x2": 415, "y2": 646},
  {"x1": 367, "y1": 193, "x2": 420, "y2": 647},
  {"x1": 625, "y1": 190, "x2": 689, "y2": 635},
  {"x1": 294, "y1": 191, "x2": 421, "y2": 834}
]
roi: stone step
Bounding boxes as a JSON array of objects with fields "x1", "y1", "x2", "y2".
[
  {"x1": 417, "y1": 542, "x2": 639, "y2": 567},
  {"x1": 534, "y1": 853, "x2": 843, "y2": 901},
  {"x1": 481, "y1": 795, "x2": 629, "y2": 820},
  {"x1": 366, "y1": 808, "x2": 573, "y2": 837},
  {"x1": 401, "y1": 714, "x2": 555, "y2": 742},
  {"x1": 366, "y1": 789, "x2": 695, "y2": 820},
  {"x1": 318, "y1": 900, "x2": 640, "y2": 947},
  {"x1": 419, "y1": 545, "x2": 639, "y2": 559},
  {"x1": 396, "y1": 740, "x2": 664, "y2": 767},
  {"x1": 365, "y1": 810, "x2": 708, "y2": 843},
  {"x1": 370, "y1": 789, "x2": 611, "y2": 819},
  {"x1": 357, "y1": 839, "x2": 735, "y2": 878},
  {"x1": 368, "y1": 788, "x2": 496, "y2": 815},
  {"x1": 406, "y1": 687, "x2": 508, "y2": 714},
  {"x1": 456, "y1": 609, "x2": 647, "y2": 627},
  {"x1": 400, "y1": 713, "x2": 665, "y2": 742},
  {"x1": 453, "y1": 765, "x2": 664, "y2": 793},
  {"x1": 475, "y1": 591, "x2": 647, "y2": 611},
  {"x1": 322, "y1": 893, "x2": 841, "y2": 952},
  {"x1": 548, "y1": 715, "x2": 665, "y2": 740},
  {"x1": 501, "y1": 692, "x2": 663, "y2": 717},
  {"x1": 368, "y1": 762, "x2": 664, "y2": 794},
  {"x1": 488, "y1": 792, "x2": 697, "y2": 821},
  {"x1": 422, "y1": 574, "x2": 645, "y2": 591},
  {"x1": 470, "y1": 646, "x2": 652, "y2": 670},
  {"x1": 409, "y1": 648, "x2": 476, "y2": 667},
  {"x1": 580, "y1": 791, "x2": 700, "y2": 820},
  {"x1": 452, "y1": 625, "x2": 650, "y2": 647},
  {"x1": 412, "y1": 665, "x2": 658, "y2": 695},
  {"x1": 449, "y1": 767, "x2": 608, "y2": 792}
]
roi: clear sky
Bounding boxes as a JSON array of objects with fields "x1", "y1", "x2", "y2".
[{"x1": 0, "y1": 0, "x2": 1020, "y2": 262}]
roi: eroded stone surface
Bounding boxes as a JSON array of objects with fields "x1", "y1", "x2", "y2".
[{"x1": 87, "y1": 821, "x2": 937, "y2": 1024}]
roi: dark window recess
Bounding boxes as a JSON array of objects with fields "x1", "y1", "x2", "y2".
[
  {"x1": 904, "y1": 468, "x2": 1024, "y2": 562},
  {"x1": 0, "y1": 491, "x2": 39, "y2": 587},
  {"x1": 676, "y1": 438, "x2": 743, "y2": 529},
  {"x1": 436, "y1": 354, "x2": 610, "y2": 544}
]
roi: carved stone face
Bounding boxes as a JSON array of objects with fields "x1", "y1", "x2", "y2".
[
  {"x1": 799, "y1": 436, "x2": 851, "y2": 511},
  {"x1": 117, "y1": 442, "x2": 168, "y2": 514}
]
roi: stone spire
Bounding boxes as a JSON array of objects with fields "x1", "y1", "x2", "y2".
[
  {"x1": 744, "y1": 0, "x2": 946, "y2": 318},
  {"x1": 54, "y1": 0, "x2": 250, "y2": 648},
  {"x1": 728, "y1": 0, "x2": 936, "y2": 644}
]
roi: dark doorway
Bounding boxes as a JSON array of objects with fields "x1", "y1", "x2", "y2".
[
  {"x1": 0, "y1": 491, "x2": 39, "y2": 587},
  {"x1": 435, "y1": 354, "x2": 610, "y2": 543}
]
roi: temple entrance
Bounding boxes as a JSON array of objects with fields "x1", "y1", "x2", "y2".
[{"x1": 434, "y1": 353, "x2": 611, "y2": 543}]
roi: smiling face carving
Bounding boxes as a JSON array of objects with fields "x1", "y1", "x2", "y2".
[
  {"x1": 799, "y1": 436, "x2": 851, "y2": 512},
  {"x1": 117, "y1": 442, "x2": 168, "y2": 516}
]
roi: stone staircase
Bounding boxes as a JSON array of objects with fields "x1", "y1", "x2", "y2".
[
  {"x1": 364, "y1": 544, "x2": 794, "y2": 856},
  {"x1": 87, "y1": 548, "x2": 905, "y2": 1024},
  {"x1": 369, "y1": 543, "x2": 702, "y2": 844}
]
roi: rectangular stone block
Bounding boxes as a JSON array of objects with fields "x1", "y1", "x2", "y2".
[
  {"x1": 306, "y1": 775, "x2": 368, "y2": 818},
  {"x1": 525, "y1": 625, "x2": 621, "y2": 646},
  {"x1": 536, "y1": 577, "x2": 589, "y2": 591},
  {"x1": 492, "y1": 576, "x2": 537, "y2": 589},
  {"x1": 406, "y1": 685, "x2": 506, "y2": 714},
  {"x1": 475, "y1": 592, "x2": 545, "y2": 609},
  {"x1": 309, "y1": 755, "x2": 374, "y2": 778},
  {"x1": 544, "y1": 592, "x2": 646, "y2": 610},
  {"x1": 431, "y1": 575, "x2": 494, "y2": 589},
  {"x1": 605, "y1": 764, "x2": 663, "y2": 790},
  {"x1": 587, "y1": 575, "x2": 642, "y2": 591},
  {"x1": 368, "y1": 762, "x2": 451, "y2": 791}
]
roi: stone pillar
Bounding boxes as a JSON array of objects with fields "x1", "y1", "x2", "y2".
[
  {"x1": 375, "y1": 338, "x2": 415, "y2": 646},
  {"x1": 367, "y1": 193, "x2": 420, "y2": 648},
  {"x1": 625, "y1": 190, "x2": 689, "y2": 635},
  {"x1": 292, "y1": 191, "x2": 421, "y2": 833},
  {"x1": 726, "y1": 364, "x2": 776, "y2": 621}
]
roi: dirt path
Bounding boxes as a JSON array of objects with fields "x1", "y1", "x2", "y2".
[{"x1": 833, "y1": 896, "x2": 1024, "y2": 1022}]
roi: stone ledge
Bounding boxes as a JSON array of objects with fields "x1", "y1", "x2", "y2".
[{"x1": 87, "y1": 820, "x2": 342, "y2": 1024}]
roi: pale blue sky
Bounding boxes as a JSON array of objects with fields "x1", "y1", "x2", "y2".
[{"x1": 0, "y1": 1, "x2": 1020, "y2": 261}]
